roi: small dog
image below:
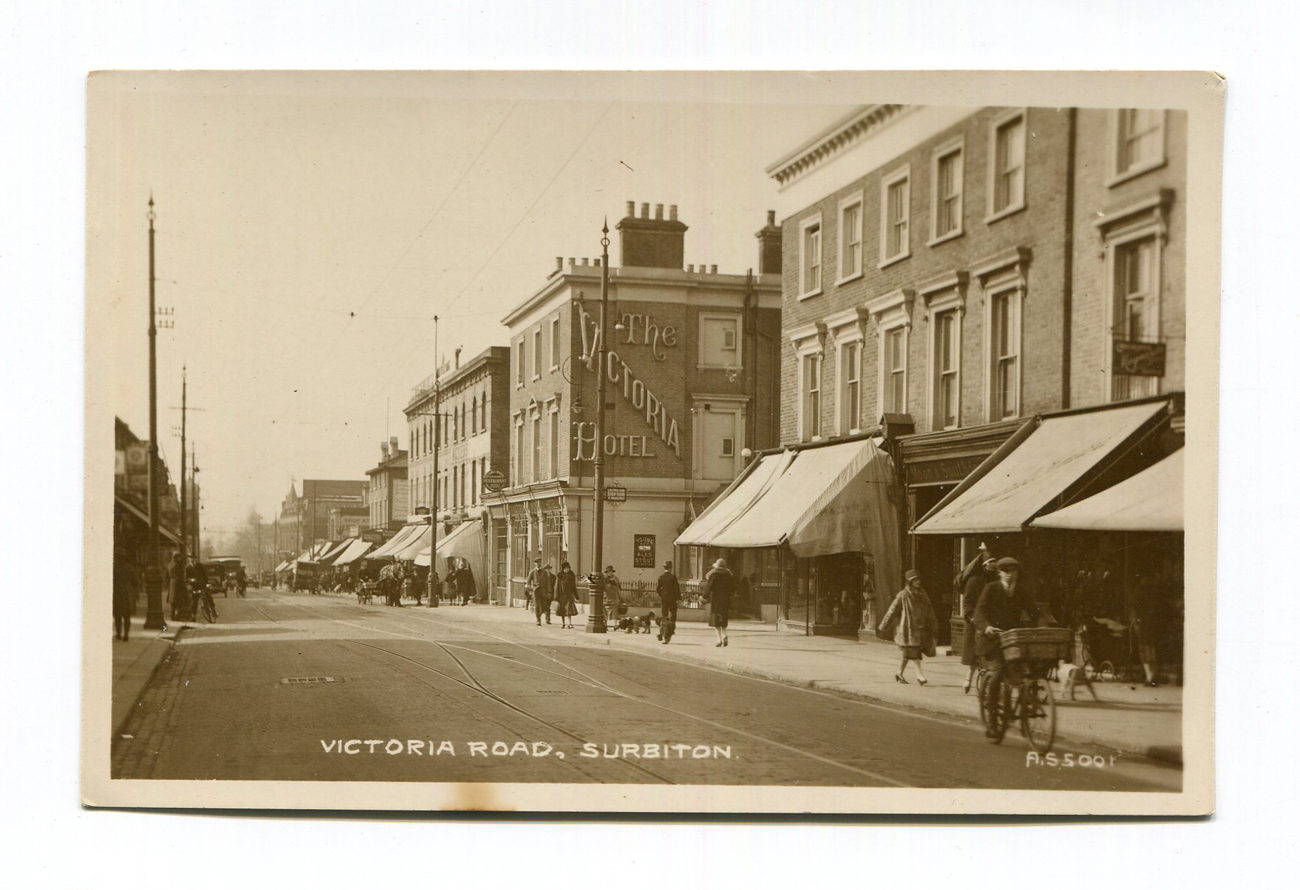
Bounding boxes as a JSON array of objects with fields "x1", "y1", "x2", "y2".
[
  {"x1": 1057, "y1": 662, "x2": 1098, "y2": 702},
  {"x1": 616, "y1": 613, "x2": 656, "y2": 634},
  {"x1": 657, "y1": 613, "x2": 676, "y2": 644},
  {"x1": 637, "y1": 612, "x2": 655, "y2": 634}
]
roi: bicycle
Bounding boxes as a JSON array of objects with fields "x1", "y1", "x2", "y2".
[{"x1": 978, "y1": 628, "x2": 1073, "y2": 754}]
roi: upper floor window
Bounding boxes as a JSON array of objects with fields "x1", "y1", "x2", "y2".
[
  {"x1": 839, "y1": 339, "x2": 861, "y2": 434},
  {"x1": 516, "y1": 339, "x2": 525, "y2": 387},
  {"x1": 988, "y1": 109, "x2": 1026, "y2": 220},
  {"x1": 930, "y1": 140, "x2": 964, "y2": 243},
  {"x1": 880, "y1": 166, "x2": 911, "y2": 266},
  {"x1": 532, "y1": 328, "x2": 543, "y2": 379},
  {"x1": 802, "y1": 352, "x2": 823, "y2": 441},
  {"x1": 548, "y1": 404, "x2": 560, "y2": 479},
  {"x1": 799, "y1": 215, "x2": 823, "y2": 299},
  {"x1": 882, "y1": 325, "x2": 908, "y2": 414},
  {"x1": 531, "y1": 414, "x2": 542, "y2": 480},
  {"x1": 549, "y1": 317, "x2": 561, "y2": 372},
  {"x1": 933, "y1": 309, "x2": 960, "y2": 429},
  {"x1": 698, "y1": 313, "x2": 742, "y2": 370},
  {"x1": 1110, "y1": 235, "x2": 1160, "y2": 401},
  {"x1": 989, "y1": 289, "x2": 1021, "y2": 420},
  {"x1": 1111, "y1": 109, "x2": 1167, "y2": 185},
  {"x1": 838, "y1": 194, "x2": 863, "y2": 283}
]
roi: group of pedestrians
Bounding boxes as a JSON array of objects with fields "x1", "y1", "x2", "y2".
[{"x1": 523, "y1": 559, "x2": 579, "y2": 627}]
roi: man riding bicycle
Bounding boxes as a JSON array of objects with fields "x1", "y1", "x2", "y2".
[{"x1": 971, "y1": 557, "x2": 1046, "y2": 739}]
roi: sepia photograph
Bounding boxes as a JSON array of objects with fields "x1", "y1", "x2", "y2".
[{"x1": 83, "y1": 70, "x2": 1222, "y2": 814}]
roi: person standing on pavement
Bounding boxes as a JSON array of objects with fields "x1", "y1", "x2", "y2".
[
  {"x1": 601, "y1": 566, "x2": 623, "y2": 625},
  {"x1": 960, "y1": 553, "x2": 1000, "y2": 693},
  {"x1": 656, "y1": 560, "x2": 680, "y2": 643},
  {"x1": 554, "y1": 561, "x2": 579, "y2": 628},
  {"x1": 113, "y1": 547, "x2": 138, "y2": 641},
  {"x1": 879, "y1": 569, "x2": 938, "y2": 685},
  {"x1": 703, "y1": 558, "x2": 734, "y2": 647},
  {"x1": 973, "y1": 557, "x2": 1046, "y2": 738},
  {"x1": 169, "y1": 551, "x2": 188, "y2": 622},
  {"x1": 524, "y1": 558, "x2": 543, "y2": 611},
  {"x1": 534, "y1": 562, "x2": 555, "y2": 625}
]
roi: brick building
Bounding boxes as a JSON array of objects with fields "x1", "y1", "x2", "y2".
[
  {"x1": 752, "y1": 104, "x2": 1186, "y2": 640},
  {"x1": 274, "y1": 479, "x2": 367, "y2": 557},
  {"x1": 484, "y1": 202, "x2": 782, "y2": 607},
  {"x1": 404, "y1": 345, "x2": 511, "y2": 535},
  {"x1": 364, "y1": 437, "x2": 408, "y2": 533}
]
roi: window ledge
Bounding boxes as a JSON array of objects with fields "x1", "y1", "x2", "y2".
[
  {"x1": 878, "y1": 250, "x2": 911, "y2": 270},
  {"x1": 549, "y1": 364, "x2": 559, "y2": 373},
  {"x1": 835, "y1": 270, "x2": 864, "y2": 287},
  {"x1": 798, "y1": 288, "x2": 823, "y2": 301},
  {"x1": 531, "y1": 374, "x2": 541, "y2": 382},
  {"x1": 984, "y1": 202, "x2": 1025, "y2": 225},
  {"x1": 927, "y1": 229, "x2": 963, "y2": 248},
  {"x1": 1106, "y1": 158, "x2": 1167, "y2": 189}
]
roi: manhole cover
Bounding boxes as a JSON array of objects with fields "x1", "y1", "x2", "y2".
[{"x1": 280, "y1": 676, "x2": 339, "y2": 684}]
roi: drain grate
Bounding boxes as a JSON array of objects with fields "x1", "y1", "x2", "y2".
[{"x1": 280, "y1": 676, "x2": 339, "y2": 684}]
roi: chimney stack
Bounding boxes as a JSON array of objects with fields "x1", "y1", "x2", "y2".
[
  {"x1": 380, "y1": 441, "x2": 390, "y2": 460},
  {"x1": 618, "y1": 199, "x2": 688, "y2": 270},
  {"x1": 390, "y1": 436, "x2": 400, "y2": 455},
  {"x1": 755, "y1": 209, "x2": 782, "y2": 275},
  {"x1": 454, "y1": 347, "x2": 462, "y2": 369}
]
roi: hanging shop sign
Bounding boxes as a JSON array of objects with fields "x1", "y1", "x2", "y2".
[
  {"x1": 633, "y1": 534, "x2": 656, "y2": 568},
  {"x1": 603, "y1": 481, "x2": 627, "y2": 504},
  {"x1": 576, "y1": 303, "x2": 682, "y2": 457},
  {"x1": 1112, "y1": 339, "x2": 1166, "y2": 377},
  {"x1": 482, "y1": 469, "x2": 507, "y2": 493}
]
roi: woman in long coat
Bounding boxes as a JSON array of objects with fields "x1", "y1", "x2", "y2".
[
  {"x1": 879, "y1": 569, "x2": 938, "y2": 685},
  {"x1": 703, "y1": 558, "x2": 735, "y2": 648},
  {"x1": 113, "y1": 547, "x2": 137, "y2": 641},
  {"x1": 554, "y1": 561, "x2": 579, "y2": 628},
  {"x1": 959, "y1": 554, "x2": 999, "y2": 692}
]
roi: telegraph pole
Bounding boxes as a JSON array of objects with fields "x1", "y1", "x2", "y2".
[
  {"x1": 584, "y1": 220, "x2": 611, "y2": 633},
  {"x1": 427, "y1": 315, "x2": 440, "y2": 608},
  {"x1": 142, "y1": 197, "x2": 166, "y2": 630},
  {"x1": 176, "y1": 366, "x2": 188, "y2": 620}
]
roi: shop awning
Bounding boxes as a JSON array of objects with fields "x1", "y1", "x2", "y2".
[
  {"x1": 114, "y1": 495, "x2": 182, "y2": 546},
  {"x1": 675, "y1": 437, "x2": 902, "y2": 593},
  {"x1": 414, "y1": 521, "x2": 488, "y2": 598},
  {"x1": 319, "y1": 538, "x2": 353, "y2": 565},
  {"x1": 913, "y1": 400, "x2": 1169, "y2": 535},
  {"x1": 330, "y1": 538, "x2": 374, "y2": 566},
  {"x1": 391, "y1": 525, "x2": 433, "y2": 561},
  {"x1": 274, "y1": 560, "x2": 292, "y2": 573},
  {"x1": 1031, "y1": 448, "x2": 1183, "y2": 532},
  {"x1": 365, "y1": 523, "x2": 423, "y2": 559}
]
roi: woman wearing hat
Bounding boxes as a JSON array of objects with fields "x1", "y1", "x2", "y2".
[
  {"x1": 702, "y1": 558, "x2": 735, "y2": 647},
  {"x1": 554, "y1": 561, "x2": 579, "y2": 628},
  {"x1": 879, "y1": 569, "x2": 938, "y2": 684}
]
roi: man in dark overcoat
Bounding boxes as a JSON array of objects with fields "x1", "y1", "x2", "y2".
[
  {"x1": 972, "y1": 557, "x2": 1045, "y2": 737},
  {"x1": 656, "y1": 560, "x2": 681, "y2": 643}
]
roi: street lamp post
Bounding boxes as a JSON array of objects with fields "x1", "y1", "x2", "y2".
[
  {"x1": 427, "y1": 315, "x2": 440, "y2": 608},
  {"x1": 584, "y1": 221, "x2": 611, "y2": 633},
  {"x1": 142, "y1": 197, "x2": 166, "y2": 630}
]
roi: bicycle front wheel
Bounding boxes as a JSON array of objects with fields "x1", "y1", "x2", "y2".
[
  {"x1": 1018, "y1": 677, "x2": 1056, "y2": 753},
  {"x1": 202, "y1": 602, "x2": 217, "y2": 624}
]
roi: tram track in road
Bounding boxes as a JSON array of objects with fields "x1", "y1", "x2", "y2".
[{"x1": 265, "y1": 589, "x2": 911, "y2": 787}]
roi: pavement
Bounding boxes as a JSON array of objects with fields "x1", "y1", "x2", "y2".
[
  {"x1": 441, "y1": 599, "x2": 1184, "y2": 764},
  {"x1": 111, "y1": 613, "x2": 188, "y2": 738}
]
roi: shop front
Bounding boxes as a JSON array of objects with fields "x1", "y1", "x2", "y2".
[
  {"x1": 912, "y1": 396, "x2": 1184, "y2": 682},
  {"x1": 676, "y1": 435, "x2": 902, "y2": 638}
]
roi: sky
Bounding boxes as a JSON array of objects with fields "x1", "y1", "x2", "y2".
[{"x1": 90, "y1": 71, "x2": 857, "y2": 539}]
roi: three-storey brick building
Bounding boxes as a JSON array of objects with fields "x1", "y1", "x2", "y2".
[{"x1": 485, "y1": 202, "x2": 782, "y2": 607}]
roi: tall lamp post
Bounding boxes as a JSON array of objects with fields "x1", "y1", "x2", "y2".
[
  {"x1": 584, "y1": 220, "x2": 611, "y2": 633},
  {"x1": 142, "y1": 197, "x2": 166, "y2": 630},
  {"x1": 426, "y1": 315, "x2": 440, "y2": 608}
]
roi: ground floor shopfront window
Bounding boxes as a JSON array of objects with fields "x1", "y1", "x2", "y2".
[{"x1": 779, "y1": 551, "x2": 872, "y2": 636}]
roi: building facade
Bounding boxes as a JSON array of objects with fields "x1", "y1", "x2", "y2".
[
  {"x1": 365, "y1": 437, "x2": 409, "y2": 533},
  {"x1": 766, "y1": 104, "x2": 1186, "y2": 643},
  {"x1": 485, "y1": 202, "x2": 782, "y2": 606},
  {"x1": 275, "y1": 479, "x2": 368, "y2": 557},
  {"x1": 404, "y1": 346, "x2": 511, "y2": 525}
]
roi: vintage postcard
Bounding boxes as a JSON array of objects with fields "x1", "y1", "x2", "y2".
[{"x1": 83, "y1": 70, "x2": 1221, "y2": 814}]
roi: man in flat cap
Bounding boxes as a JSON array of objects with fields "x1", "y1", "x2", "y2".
[{"x1": 972, "y1": 557, "x2": 1047, "y2": 738}]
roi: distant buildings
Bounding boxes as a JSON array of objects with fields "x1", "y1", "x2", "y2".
[
  {"x1": 274, "y1": 478, "x2": 367, "y2": 557},
  {"x1": 365, "y1": 437, "x2": 409, "y2": 532}
]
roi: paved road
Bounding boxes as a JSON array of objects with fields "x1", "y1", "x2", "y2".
[{"x1": 113, "y1": 588, "x2": 1181, "y2": 791}]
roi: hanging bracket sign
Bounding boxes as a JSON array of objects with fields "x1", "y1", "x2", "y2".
[
  {"x1": 603, "y1": 481, "x2": 627, "y2": 504},
  {"x1": 482, "y1": 469, "x2": 507, "y2": 493}
]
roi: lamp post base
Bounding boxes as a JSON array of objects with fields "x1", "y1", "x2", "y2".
[
  {"x1": 584, "y1": 580, "x2": 606, "y2": 633},
  {"x1": 142, "y1": 565, "x2": 166, "y2": 630}
]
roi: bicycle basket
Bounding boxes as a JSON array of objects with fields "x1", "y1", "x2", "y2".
[{"x1": 999, "y1": 627, "x2": 1073, "y2": 663}]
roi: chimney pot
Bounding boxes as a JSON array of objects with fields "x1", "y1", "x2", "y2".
[
  {"x1": 568, "y1": 257, "x2": 575, "y2": 266},
  {"x1": 710, "y1": 264, "x2": 718, "y2": 274},
  {"x1": 640, "y1": 202, "x2": 650, "y2": 218},
  {"x1": 669, "y1": 204, "x2": 678, "y2": 221},
  {"x1": 767, "y1": 210, "x2": 776, "y2": 225},
  {"x1": 454, "y1": 347, "x2": 462, "y2": 369},
  {"x1": 655, "y1": 203, "x2": 664, "y2": 220},
  {"x1": 625, "y1": 201, "x2": 635, "y2": 217},
  {"x1": 555, "y1": 256, "x2": 563, "y2": 270},
  {"x1": 594, "y1": 258, "x2": 601, "y2": 267},
  {"x1": 687, "y1": 264, "x2": 694, "y2": 273}
]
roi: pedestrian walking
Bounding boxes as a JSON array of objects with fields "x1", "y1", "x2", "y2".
[
  {"x1": 525, "y1": 558, "x2": 543, "y2": 611},
  {"x1": 554, "y1": 561, "x2": 579, "y2": 628},
  {"x1": 656, "y1": 560, "x2": 680, "y2": 643},
  {"x1": 457, "y1": 561, "x2": 475, "y2": 605},
  {"x1": 113, "y1": 547, "x2": 137, "y2": 641},
  {"x1": 169, "y1": 551, "x2": 188, "y2": 622},
  {"x1": 879, "y1": 569, "x2": 938, "y2": 685},
  {"x1": 401, "y1": 570, "x2": 416, "y2": 606},
  {"x1": 703, "y1": 558, "x2": 734, "y2": 647},
  {"x1": 534, "y1": 562, "x2": 555, "y2": 625},
  {"x1": 601, "y1": 566, "x2": 623, "y2": 626},
  {"x1": 959, "y1": 551, "x2": 999, "y2": 693}
]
